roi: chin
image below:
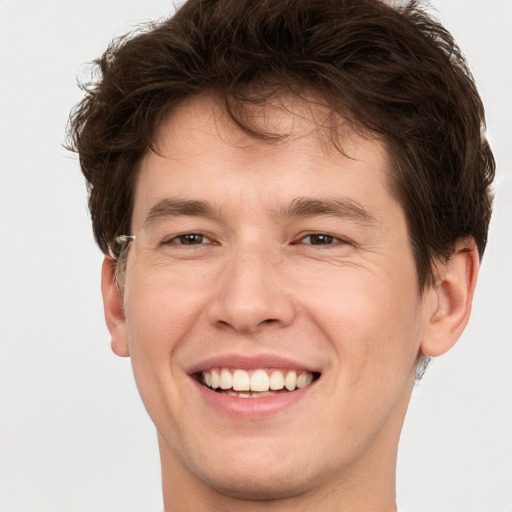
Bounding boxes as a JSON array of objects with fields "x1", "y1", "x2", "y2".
[
  {"x1": 159, "y1": 431, "x2": 315, "y2": 501},
  {"x1": 196, "y1": 463, "x2": 314, "y2": 501}
]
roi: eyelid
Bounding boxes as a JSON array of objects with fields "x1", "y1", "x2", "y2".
[
  {"x1": 295, "y1": 232, "x2": 352, "y2": 246},
  {"x1": 163, "y1": 232, "x2": 216, "y2": 245},
  {"x1": 158, "y1": 230, "x2": 352, "y2": 246}
]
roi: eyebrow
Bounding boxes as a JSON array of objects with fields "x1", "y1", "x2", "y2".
[
  {"x1": 142, "y1": 196, "x2": 376, "y2": 227},
  {"x1": 143, "y1": 198, "x2": 216, "y2": 227},
  {"x1": 273, "y1": 197, "x2": 377, "y2": 225}
]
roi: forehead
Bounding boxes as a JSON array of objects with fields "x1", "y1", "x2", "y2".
[
  {"x1": 152, "y1": 93, "x2": 385, "y2": 162},
  {"x1": 132, "y1": 94, "x2": 397, "y2": 227}
]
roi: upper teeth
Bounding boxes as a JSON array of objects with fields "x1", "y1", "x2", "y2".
[{"x1": 202, "y1": 368, "x2": 314, "y2": 392}]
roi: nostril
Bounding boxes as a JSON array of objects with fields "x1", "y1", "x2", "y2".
[{"x1": 214, "y1": 317, "x2": 281, "y2": 334}]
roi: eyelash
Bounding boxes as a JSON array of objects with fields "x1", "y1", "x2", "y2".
[
  {"x1": 163, "y1": 233, "x2": 215, "y2": 245},
  {"x1": 295, "y1": 233, "x2": 349, "y2": 246},
  {"x1": 162, "y1": 232, "x2": 350, "y2": 247}
]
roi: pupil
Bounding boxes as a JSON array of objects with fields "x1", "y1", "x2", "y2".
[
  {"x1": 182, "y1": 234, "x2": 202, "y2": 244},
  {"x1": 311, "y1": 234, "x2": 333, "y2": 244}
]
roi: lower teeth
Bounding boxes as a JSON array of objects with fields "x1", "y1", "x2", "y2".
[{"x1": 221, "y1": 389, "x2": 287, "y2": 398}]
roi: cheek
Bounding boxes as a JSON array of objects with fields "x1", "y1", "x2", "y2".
[
  {"x1": 300, "y1": 266, "x2": 424, "y2": 383},
  {"x1": 121, "y1": 277, "x2": 207, "y2": 430},
  {"x1": 124, "y1": 280, "x2": 203, "y2": 360},
  {"x1": 301, "y1": 271, "x2": 423, "y2": 439}
]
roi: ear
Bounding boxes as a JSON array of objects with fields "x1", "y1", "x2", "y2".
[
  {"x1": 421, "y1": 240, "x2": 480, "y2": 357},
  {"x1": 101, "y1": 256, "x2": 130, "y2": 357}
]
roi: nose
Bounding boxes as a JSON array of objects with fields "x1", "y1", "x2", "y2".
[{"x1": 207, "y1": 246, "x2": 296, "y2": 334}]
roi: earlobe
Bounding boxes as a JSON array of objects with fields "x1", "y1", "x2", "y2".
[
  {"x1": 101, "y1": 256, "x2": 130, "y2": 357},
  {"x1": 421, "y1": 240, "x2": 480, "y2": 358}
]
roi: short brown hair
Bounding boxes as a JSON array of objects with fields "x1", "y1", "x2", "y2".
[{"x1": 68, "y1": 0, "x2": 494, "y2": 289}]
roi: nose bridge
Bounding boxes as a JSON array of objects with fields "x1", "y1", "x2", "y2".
[{"x1": 209, "y1": 241, "x2": 295, "y2": 333}]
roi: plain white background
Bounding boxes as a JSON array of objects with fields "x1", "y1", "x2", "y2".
[{"x1": 0, "y1": 1, "x2": 510, "y2": 511}]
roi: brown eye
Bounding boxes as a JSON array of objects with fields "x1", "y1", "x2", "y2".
[
  {"x1": 302, "y1": 234, "x2": 336, "y2": 245},
  {"x1": 171, "y1": 233, "x2": 209, "y2": 245}
]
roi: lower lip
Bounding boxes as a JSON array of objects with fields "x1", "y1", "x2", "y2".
[{"x1": 192, "y1": 379, "x2": 316, "y2": 418}]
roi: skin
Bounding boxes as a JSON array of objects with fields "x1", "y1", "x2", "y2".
[{"x1": 102, "y1": 94, "x2": 479, "y2": 511}]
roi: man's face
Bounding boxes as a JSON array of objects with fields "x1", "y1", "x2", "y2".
[{"x1": 109, "y1": 95, "x2": 437, "y2": 500}]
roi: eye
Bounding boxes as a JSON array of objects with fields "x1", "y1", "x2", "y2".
[
  {"x1": 299, "y1": 233, "x2": 342, "y2": 245},
  {"x1": 165, "y1": 233, "x2": 213, "y2": 245}
]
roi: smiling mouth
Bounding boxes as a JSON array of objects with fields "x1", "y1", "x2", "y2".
[{"x1": 198, "y1": 368, "x2": 320, "y2": 398}]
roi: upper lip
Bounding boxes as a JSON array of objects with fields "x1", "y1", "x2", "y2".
[{"x1": 187, "y1": 353, "x2": 321, "y2": 375}]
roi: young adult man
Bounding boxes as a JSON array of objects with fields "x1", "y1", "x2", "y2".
[{"x1": 68, "y1": 0, "x2": 494, "y2": 510}]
